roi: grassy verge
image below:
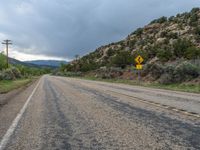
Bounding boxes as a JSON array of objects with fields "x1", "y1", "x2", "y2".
[
  {"x1": 0, "y1": 78, "x2": 34, "y2": 94},
  {"x1": 77, "y1": 76, "x2": 200, "y2": 93},
  {"x1": 148, "y1": 83, "x2": 200, "y2": 93}
]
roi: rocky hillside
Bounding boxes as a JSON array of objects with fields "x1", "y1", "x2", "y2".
[{"x1": 63, "y1": 8, "x2": 200, "y2": 84}]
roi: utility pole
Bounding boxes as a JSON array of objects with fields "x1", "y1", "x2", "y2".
[
  {"x1": 2, "y1": 40, "x2": 12, "y2": 68},
  {"x1": 74, "y1": 54, "x2": 80, "y2": 72}
]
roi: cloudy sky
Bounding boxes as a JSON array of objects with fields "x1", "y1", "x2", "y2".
[{"x1": 0, "y1": 0, "x2": 200, "y2": 61}]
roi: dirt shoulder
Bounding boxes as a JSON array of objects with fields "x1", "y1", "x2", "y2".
[
  {"x1": 0, "y1": 78, "x2": 40, "y2": 141},
  {"x1": 0, "y1": 78, "x2": 38, "y2": 107}
]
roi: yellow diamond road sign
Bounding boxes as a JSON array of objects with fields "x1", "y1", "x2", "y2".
[
  {"x1": 135, "y1": 55, "x2": 144, "y2": 64},
  {"x1": 136, "y1": 64, "x2": 143, "y2": 70}
]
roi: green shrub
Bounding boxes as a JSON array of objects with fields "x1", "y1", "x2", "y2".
[
  {"x1": 111, "y1": 51, "x2": 134, "y2": 68},
  {"x1": 191, "y1": 8, "x2": 200, "y2": 14},
  {"x1": 129, "y1": 39, "x2": 137, "y2": 48},
  {"x1": 185, "y1": 47, "x2": 200, "y2": 59},
  {"x1": 159, "y1": 73, "x2": 173, "y2": 84},
  {"x1": 79, "y1": 61, "x2": 99, "y2": 72},
  {"x1": 151, "y1": 63, "x2": 164, "y2": 79},
  {"x1": 160, "y1": 31, "x2": 168, "y2": 38},
  {"x1": 164, "y1": 65, "x2": 176, "y2": 75},
  {"x1": 158, "y1": 65, "x2": 176, "y2": 84},
  {"x1": 132, "y1": 28, "x2": 143, "y2": 36},
  {"x1": 173, "y1": 61, "x2": 199, "y2": 82},
  {"x1": 10, "y1": 67, "x2": 21, "y2": 78},
  {"x1": 143, "y1": 63, "x2": 164, "y2": 79},
  {"x1": 176, "y1": 13, "x2": 181, "y2": 18},
  {"x1": 168, "y1": 16, "x2": 175, "y2": 22},
  {"x1": 157, "y1": 48, "x2": 173, "y2": 62},
  {"x1": 144, "y1": 61, "x2": 199, "y2": 84},
  {"x1": 0, "y1": 67, "x2": 22, "y2": 80},
  {"x1": 107, "y1": 48, "x2": 115, "y2": 57},
  {"x1": 173, "y1": 39, "x2": 193, "y2": 58},
  {"x1": 145, "y1": 45, "x2": 158, "y2": 58},
  {"x1": 150, "y1": 16, "x2": 167, "y2": 24},
  {"x1": 167, "y1": 32, "x2": 178, "y2": 39},
  {"x1": 189, "y1": 13, "x2": 198, "y2": 26},
  {"x1": 1, "y1": 69, "x2": 15, "y2": 80},
  {"x1": 142, "y1": 63, "x2": 151, "y2": 76}
]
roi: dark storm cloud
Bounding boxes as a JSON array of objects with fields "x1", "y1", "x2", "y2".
[{"x1": 0, "y1": 0, "x2": 200, "y2": 59}]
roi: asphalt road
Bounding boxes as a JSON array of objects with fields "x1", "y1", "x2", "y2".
[{"x1": 0, "y1": 75, "x2": 200, "y2": 150}]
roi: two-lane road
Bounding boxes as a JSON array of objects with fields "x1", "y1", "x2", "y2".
[{"x1": 0, "y1": 75, "x2": 200, "y2": 149}]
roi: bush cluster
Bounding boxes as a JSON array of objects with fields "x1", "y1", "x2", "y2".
[
  {"x1": 131, "y1": 28, "x2": 143, "y2": 36},
  {"x1": 0, "y1": 67, "x2": 22, "y2": 80},
  {"x1": 150, "y1": 16, "x2": 168, "y2": 24},
  {"x1": 144, "y1": 61, "x2": 200, "y2": 84},
  {"x1": 173, "y1": 62, "x2": 199, "y2": 82},
  {"x1": 149, "y1": 38, "x2": 200, "y2": 62},
  {"x1": 111, "y1": 51, "x2": 134, "y2": 68}
]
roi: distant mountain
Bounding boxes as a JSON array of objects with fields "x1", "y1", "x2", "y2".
[
  {"x1": 24, "y1": 60, "x2": 68, "y2": 68},
  {"x1": 8, "y1": 57, "x2": 38, "y2": 67},
  {"x1": 1, "y1": 54, "x2": 62, "y2": 68},
  {"x1": 9, "y1": 57, "x2": 28, "y2": 66}
]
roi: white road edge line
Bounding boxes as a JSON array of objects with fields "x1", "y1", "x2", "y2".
[{"x1": 0, "y1": 79, "x2": 41, "y2": 150}]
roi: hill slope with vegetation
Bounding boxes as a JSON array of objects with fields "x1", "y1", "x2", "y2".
[{"x1": 62, "y1": 8, "x2": 200, "y2": 85}]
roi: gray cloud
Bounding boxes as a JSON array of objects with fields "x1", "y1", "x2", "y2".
[{"x1": 0, "y1": 0, "x2": 200, "y2": 60}]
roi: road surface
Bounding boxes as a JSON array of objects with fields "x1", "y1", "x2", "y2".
[{"x1": 0, "y1": 75, "x2": 200, "y2": 150}]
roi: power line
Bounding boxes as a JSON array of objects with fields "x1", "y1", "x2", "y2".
[{"x1": 2, "y1": 40, "x2": 12, "y2": 68}]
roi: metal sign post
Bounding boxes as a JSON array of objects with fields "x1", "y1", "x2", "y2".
[{"x1": 135, "y1": 55, "x2": 144, "y2": 83}]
